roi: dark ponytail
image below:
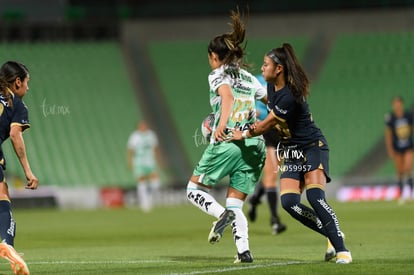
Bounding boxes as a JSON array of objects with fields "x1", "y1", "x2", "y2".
[
  {"x1": 267, "y1": 43, "x2": 310, "y2": 102},
  {"x1": 207, "y1": 9, "x2": 248, "y2": 68}
]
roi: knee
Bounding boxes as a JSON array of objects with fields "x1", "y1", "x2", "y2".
[
  {"x1": 281, "y1": 192, "x2": 300, "y2": 212},
  {"x1": 305, "y1": 187, "x2": 325, "y2": 208},
  {"x1": 186, "y1": 181, "x2": 197, "y2": 200},
  {"x1": 186, "y1": 181, "x2": 209, "y2": 201}
]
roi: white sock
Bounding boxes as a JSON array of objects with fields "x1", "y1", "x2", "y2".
[
  {"x1": 186, "y1": 181, "x2": 225, "y2": 218},
  {"x1": 150, "y1": 177, "x2": 161, "y2": 204},
  {"x1": 227, "y1": 197, "x2": 249, "y2": 253},
  {"x1": 137, "y1": 181, "x2": 151, "y2": 212},
  {"x1": 150, "y1": 177, "x2": 161, "y2": 192}
]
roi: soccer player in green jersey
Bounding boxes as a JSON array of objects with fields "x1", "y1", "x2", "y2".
[
  {"x1": 186, "y1": 9, "x2": 267, "y2": 263},
  {"x1": 127, "y1": 120, "x2": 161, "y2": 212}
]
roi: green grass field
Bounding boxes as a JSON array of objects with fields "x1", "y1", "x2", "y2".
[{"x1": 3, "y1": 200, "x2": 414, "y2": 274}]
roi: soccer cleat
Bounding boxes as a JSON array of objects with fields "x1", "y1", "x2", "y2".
[
  {"x1": 234, "y1": 250, "x2": 253, "y2": 263},
  {"x1": 272, "y1": 223, "x2": 287, "y2": 235},
  {"x1": 0, "y1": 243, "x2": 29, "y2": 275},
  {"x1": 208, "y1": 210, "x2": 235, "y2": 244},
  {"x1": 325, "y1": 231, "x2": 345, "y2": 262},
  {"x1": 325, "y1": 241, "x2": 336, "y2": 262},
  {"x1": 336, "y1": 251, "x2": 352, "y2": 264}
]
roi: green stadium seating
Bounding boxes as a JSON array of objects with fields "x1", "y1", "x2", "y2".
[
  {"x1": 310, "y1": 31, "x2": 414, "y2": 177},
  {"x1": 2, "y1": 31, "x2": 411, "y2": 189},
  {"x1": 0, "y1": 42, "x2": 141, "y2": 187}
]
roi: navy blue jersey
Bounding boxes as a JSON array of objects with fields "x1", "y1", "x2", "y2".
[
  {"x1": 385, "y1": 111, "x2": 414, "y2": 152},
  {"x1": 267, "y1": 83, "x2": 324, "y2": 148},
  {"x1": 0, "y1": 92, "x2": 30, "y2": 166}
]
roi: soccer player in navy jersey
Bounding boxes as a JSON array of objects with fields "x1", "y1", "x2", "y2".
[
  {"x1": 0, "y1": 61, "x2": 38, "y2": 275},
  {"x1": 231, "y1": 43, "x2": 352, "y2": 264},
  {"x1": 385, "y1": 96, "x2": 414, "y2": 202}
]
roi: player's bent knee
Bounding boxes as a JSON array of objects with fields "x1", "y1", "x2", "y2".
[
  {"x1": 281, "y1": 192, "x2": 300, "y2": 212},
  {"x1": 186, "y1": 181, "x2": 210, "y2": 201},
  {"x1": 305, "y1": 187, "x2": 325, "y2": 208}
]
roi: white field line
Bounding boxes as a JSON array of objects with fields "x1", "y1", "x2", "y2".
[
  {"x1": 21, "y1": 260, "x2": 176, "y2": 265},
  {"x1": 170, "y1": 261, "x2": 311, "y2": 275}
]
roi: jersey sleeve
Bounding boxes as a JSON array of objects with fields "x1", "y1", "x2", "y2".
[
  {"x1": 407, "y1": 111, "x2": 414, "y2": 125},
  {"x1": 11, "y1": 98, "x2": 30, "y2": 132},
  {"x1": 150, "y1": 131, "x2": 159, "y2": 147},
  {"x1": 208, "y1": 66, "x2": 231, "y2": 93},
  {"x1": 384, "y1": 113, "x2": 392, "y2": 127},
  {"x1": 127, "y1": 133, "x2": 136, "y2": 149},
  {"x1": 253, "y1": 76, "x2": 266, "y2": 100},
  {"x1": 270, "y1": 91, "x2": 295, "y2": 121}
]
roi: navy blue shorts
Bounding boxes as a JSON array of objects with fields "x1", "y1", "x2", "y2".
[
  {"x1": 0, "y1": 149, "x2": 5, "y2": 182},
  {"x1": 393, "y1": 145, "x2": 413, "y2": 154},
  {"x1": 280, "y1": 139, "x2": 331, "y2": 183}
]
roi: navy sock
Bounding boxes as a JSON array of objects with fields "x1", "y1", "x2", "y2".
[
  {"x1": 250, "y1": 183, "x2": 264, "y2": 205},
  {"x1": 266, "y1": 188, "x2": 280, "y2": 224},
  {"x1": 397, "y1": 179, "x2": 403, "y2": 197},
  {"x1": 0, "y1": 200, "x2": 15, "y2": 246},
  {"x1": 306, "y1": 187, "x2": 347, "y2": 252},
  {"x1": 407, "y1": 178, "x2": 413, "y2": 192},
  {"x1": 281, "y1": 193, "x2": 326, "y2": 236}
]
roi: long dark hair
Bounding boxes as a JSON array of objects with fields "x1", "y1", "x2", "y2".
[
  {"x1": 266, "y1": 43, "x2": 310, "y2": 101},
  {"x1": 0, "y1": 61, "x2": 29, "y2": 107},
  {"x1": 207, "y1": 9, "x2": 248, "y2": 68}
]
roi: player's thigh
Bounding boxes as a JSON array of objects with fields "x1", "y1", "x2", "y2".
[
  {"x1": 304, "y1": 169, "x2": 327, "y2": 188},
  {"x1": 262, "y1": 146, "x2": 278, "y2": 188},
  {"x1": 280, "y1": 178, "x2": 302, "y2": 194}
]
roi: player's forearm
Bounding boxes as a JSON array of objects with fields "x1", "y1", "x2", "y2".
[
  {"x1": 10, "y1": 132, "x2": 32, "y2": 174},
  {"x1": 245, "y1": 119, "x2": 274, "y2": 138},
  {"x1": 219, "y1": 93, "x2": 233, "y2": 127}
]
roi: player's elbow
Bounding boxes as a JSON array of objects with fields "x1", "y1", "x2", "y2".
[{"x1": 9, "y1": 127, "x2": 22, "y2": 143}]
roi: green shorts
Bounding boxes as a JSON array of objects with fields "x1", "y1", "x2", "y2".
[
  {"x1": 133, "y1": 164, "x2": 156, "y2": 179},
  {"x1": 193, "y1": 138, "x2": 266, "y2": 194}
]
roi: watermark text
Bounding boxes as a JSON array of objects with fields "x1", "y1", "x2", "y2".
[{"x1": 41, "y1": 98, "x2": 70, "y2": 117}]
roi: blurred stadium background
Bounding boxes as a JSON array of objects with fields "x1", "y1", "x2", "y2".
[{"x1": 1, "y1": 0, "x2": 414, "y2": 209}]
